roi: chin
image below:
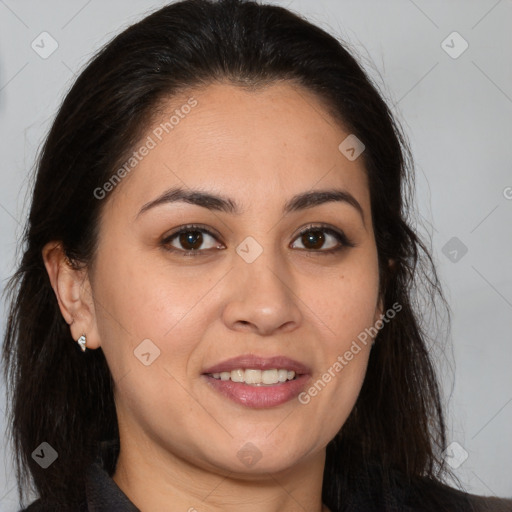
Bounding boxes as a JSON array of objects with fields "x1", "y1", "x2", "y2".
[{"x1": 211, "y1": 437, "x2": 319, "y2": 476}]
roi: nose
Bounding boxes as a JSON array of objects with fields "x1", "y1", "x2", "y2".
[{"x1": 221, "y1": 243, "x2": 303, "y2": 336}]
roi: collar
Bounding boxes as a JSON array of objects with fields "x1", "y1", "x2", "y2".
[{"x1": 84, "y1": 440, "x2": 140, "y2": 512}]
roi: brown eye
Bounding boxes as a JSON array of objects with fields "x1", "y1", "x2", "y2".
[
  {"x1": 300, "y1": 229, "x2": 326, "y2": 250},
  {"x1": 161, "y1": 225, "x2": 223, "y2": 256},
  {"x1": 291, "y1": 225, "x2": 354, "y2": 253},
  {"x1": 178, "y1": 230, "x2": 204, "y2": 251},
  {"x1": 161, "y1": 223, "x2": 354, "y2": 257}
]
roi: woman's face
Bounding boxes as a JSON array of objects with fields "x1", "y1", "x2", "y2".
[{"x1": 88, "y1": 82, "x2": 382, "y2": 475}]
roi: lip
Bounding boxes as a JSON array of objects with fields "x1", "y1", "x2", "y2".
[
  {"x1": 203, "y1": 374, "x2": 311, "y2": 409},
  {"x1": 202, "y1": 354, "x2": 312, "y2": 409},
  {"x1": 202, "y1": 354, "x2": 311, "y2": 375}
]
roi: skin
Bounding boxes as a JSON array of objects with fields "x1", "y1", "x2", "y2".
[{"x1": 43, "y1": 81, "x2": 383, "y2": 512}]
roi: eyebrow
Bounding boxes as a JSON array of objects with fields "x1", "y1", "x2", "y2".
[{"x1": 136, "y1": 186, "x2": 365, "y2": 224}]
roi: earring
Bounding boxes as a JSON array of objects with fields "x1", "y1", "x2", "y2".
[{"x1": 77, "y1": 334, "x2": 87, "y2": 352}]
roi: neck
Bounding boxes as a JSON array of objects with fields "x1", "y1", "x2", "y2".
[{"x1": 112, "y1": 432, "x2": 330, "y2": 512}]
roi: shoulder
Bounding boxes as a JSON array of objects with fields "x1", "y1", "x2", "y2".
[
  {"x1": 403, "y1": 475, "x2": 512, "y2": 512},
  {"x1": 465, "y1": 493, "x2": 512, "y2": 512}
]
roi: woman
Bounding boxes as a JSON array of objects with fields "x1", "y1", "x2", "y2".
[{"x1": 2, "y1": 0, "x2": 511, "y2": 510}]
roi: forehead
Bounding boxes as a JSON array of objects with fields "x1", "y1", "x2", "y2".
[{"x1": 103, "y1": 81, "x2": 370, "y2": 218}]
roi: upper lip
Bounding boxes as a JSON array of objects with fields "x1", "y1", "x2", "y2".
[{"x1": 202, "y1": 355, "x2": 311, "y2": 375}]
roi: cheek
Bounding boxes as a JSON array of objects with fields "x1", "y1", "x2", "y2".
[
  {"x1": 90, "y1": 243, "x2": 196, "y2": 385},
  {"x1": 297, "y1": 251, "x2": 379, "y2": 421},
  {"x1": 91, "y1": 242, "x2": 230, "y2": 406},
  {"x1": 93, "y1": 240, "x2": 201, "y2": 338},
  {"x1": 308, "y1": 259, "x2": 380, "y2": 350}
]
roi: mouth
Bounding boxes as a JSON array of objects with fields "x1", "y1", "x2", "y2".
[{"x1": 202, "y1": 355, "x2": 311, "y2": 408}]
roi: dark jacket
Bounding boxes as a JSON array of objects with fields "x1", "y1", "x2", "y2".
[{"x1": 19, "y1": 441, "x2": 512, "y2": 512}]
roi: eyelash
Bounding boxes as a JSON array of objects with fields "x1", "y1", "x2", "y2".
[{"x1": 160, "y1": 223, "x2": 355, "y2": 257}]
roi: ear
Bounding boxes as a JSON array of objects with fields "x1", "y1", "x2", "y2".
[{"x1": 42, "y1": 241, "x2": 101, "y2": 350}]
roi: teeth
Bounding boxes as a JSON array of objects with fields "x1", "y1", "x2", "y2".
[
  {"x1": 231, "y1": 369, "x2": 244, "y2": 383},
  {"x1": 209, "y1": 368, "x2": 297, "y2": 385},
  {"x1": 262, "y1": 369, "x2": 278, "y2": 384},
  {"x1": 245, "y1": 369, "x2": 261, "y2": 384},
  {"x1": 278, "y1": 369, "x2": 288, "y2": 382}
]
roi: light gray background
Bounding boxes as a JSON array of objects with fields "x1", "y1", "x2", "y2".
[{"x1": 1, "y1": 0, "x2": 511, "y2": 510}]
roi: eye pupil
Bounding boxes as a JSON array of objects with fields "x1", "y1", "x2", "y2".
[
  {"x1": 303, "y1": 230, "x2": 325, "y2": 250},
  {"x1": 180, "y1": 231, "x2": 203, "y2": 250}
]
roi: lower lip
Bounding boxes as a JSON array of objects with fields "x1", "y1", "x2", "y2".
[{"x1": 203, "y1": 374, "x2": 310, "y2": 409}]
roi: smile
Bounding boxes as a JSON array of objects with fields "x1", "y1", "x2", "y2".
[{"x1": 207, "y1": 368, "x2": 297, "y2": 386}]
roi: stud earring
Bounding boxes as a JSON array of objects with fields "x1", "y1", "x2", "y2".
[{"x1": 77, "y1": 334, "x2": 87, "y2": 352}]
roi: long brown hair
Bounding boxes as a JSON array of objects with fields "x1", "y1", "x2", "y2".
[{"x1": 2, "y1": 0, "x2": 467, "y2": 509}]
